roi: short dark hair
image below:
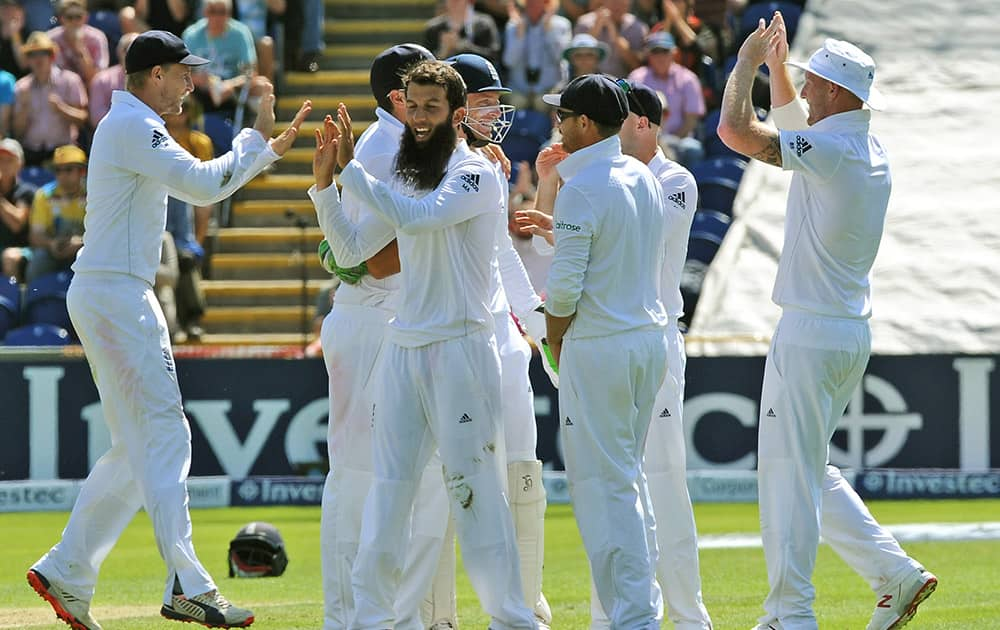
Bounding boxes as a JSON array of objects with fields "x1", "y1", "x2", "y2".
[
  {"x1": 594, "y1": 119, "x2": 622, "y2": 138},
  {"x1": 403, "y1": 60, "x2": 467, "y2": 114}
]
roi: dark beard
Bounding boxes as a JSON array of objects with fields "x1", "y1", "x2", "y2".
[{"x1": 394, "y1": 120, "x2": 457, "y2": 191}]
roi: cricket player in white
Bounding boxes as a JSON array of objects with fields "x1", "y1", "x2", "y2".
[
  {"x1": 308, "y1": 43, "x2": 455, "y2": 630},
  {"x1": 614, "y1": 80, "x2": 713, "y2": 630},
  {"x1": 719, "y1": 13, "x2": 937, "y2": 630},
  {"x1": 314, "y1": 61, "x2": 537, "y2": 630},
  {"x1": 543, "y1": 74, "x2": 668, "y2": 630},
  {"x1": 430, "y1": 52, "x2": 551, "y2": 629},
  {"x1": 25, "y1": 30, "x2": 310, "y2": 630}
]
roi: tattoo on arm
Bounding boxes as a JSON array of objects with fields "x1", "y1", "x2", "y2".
[{"x1": 751, "y1": 134, "x2": 783, "y2": 167}]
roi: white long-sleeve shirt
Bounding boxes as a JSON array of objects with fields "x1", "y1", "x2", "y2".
[
  {"x1": 771, "y1": 99, "x2": 890, "y2": 319},
  {"x1": 334, "y1": 139, "x2": 504, "y2": 347},
  {"x1": 309, "y1": 107, "x2": 401, "y2": 309},
  {"x1": 545, "y1": 134, "x2": 668, "y2": 339},
  {"x1": 74, "y1": 90, "x2": 278, "y2": 285},
  {"x1": 648, "y1": 148, "x2": 698, "y2": 321},
  {"x1": 486, "y1": 160, "x2": 542, "y2": 320}
]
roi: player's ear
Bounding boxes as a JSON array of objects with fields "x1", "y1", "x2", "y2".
[{"x1": 452, "y1": 106, "x2": 466, "y2": 128}]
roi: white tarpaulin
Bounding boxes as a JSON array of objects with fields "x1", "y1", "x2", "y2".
[{"x1": 687, "y1": 0, "x2": 1000, "y2": 356}]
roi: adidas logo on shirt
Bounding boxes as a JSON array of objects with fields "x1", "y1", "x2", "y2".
[
  {"x1": 766, "y1": 408, "x2": 776, "y2": 418},
  {"x1": 459, "y1": 413, "x2": 472, "y2": 424},
  {"x1": 791, "y1": 135, "x2": 812, "y2": 157},
  {"x1": 667, "y1": 191, "x2": 686, "y2": 209},
  {"x1": 659, "y1": 408, "x2": 671, "y2": 418},
  {"x1": 459, "y1": 173, "x2": 480, "y2": 192},
  {"x1": 152, "y1": 129, "x2": 168, "y2": 149},
  {"x1": 564, "y1": 416, "x2": 573, "y2": 426}
]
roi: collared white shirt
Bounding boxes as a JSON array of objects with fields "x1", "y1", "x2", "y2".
[
  {"x1": 310, "y1": 106, "x2": 402, "y2": 309},
  {"x1": 336, "y1": 139, "x2": 503, "y2": 347},
  {"x1": 74, "y1": 90, "x2": 278, "y2": 285},
  {"x1": 774, "y1": 105, "x2": 890, "y2": 319},
  {"x1": 546, "y1": 134, "x2": 668, "y2": 338},
  {"x1": 647, "y1": 148, "x2": 698, "y2": 320},
  {"x1": 487, "y1": 159, "x2": 542, "y2": 320}
]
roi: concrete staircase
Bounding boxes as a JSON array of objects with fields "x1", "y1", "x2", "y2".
[{"x1": 201, "y1": 0, "x2": 437, "y2": 346}]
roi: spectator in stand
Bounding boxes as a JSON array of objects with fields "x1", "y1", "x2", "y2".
[
  {"x1": 182, "y1": 0, "x2": 267, "y2": 114},
  {"x1": 0, "y1": 138, "x2": 35, "y2": 280},
  {"x1": 561, "y1": 32, "x2": 607, "y2": 81},
  {"x1": 88, "y1": 30, "x2": 137, "y2": 126},
  {"x1": 48, "y1": 0, "x2": 110, "y2": 87},
  {"x1": 12, "y1": 32, "x2": 89, "y2": 166},
  {"x1": 558, "y1": 0, "x2": 595, "y2": 23},
  {"x1": 0, "y1": 68, "x2": 14, "y2": 136},
  {"x1": 628, "y1": 31, "x2": 705, "y2": 165},
  {"x1": 298, "y1": 0, "x2": 322, "y2": 72},
  {"x1": 233, "y1": 0, "x2": 285, "y2": 81},
  {"x1": 503, "y1": 0, "x2": 571, "y2": 111},
  {"x1": 133, "y1": 0, "x2": 196, "y2": 37},
  {"x1": 1, "y1": 0, "x2": 30, "y2": 79},
  {"x1": 163, "y1": 96, "x2": 211, "y2": 343},
  {"x1": 424, "y1": 0, "x2": 501, "y2": 65},
  {"x1": 155, "y1": 229, "x2": 181, "y2": 340},
  {"x1": 573, "y1": 0, "x2": 647, "y2": 79},
  {"x1": 24, "y1": 144, "x2": 87, "y2": 282}
]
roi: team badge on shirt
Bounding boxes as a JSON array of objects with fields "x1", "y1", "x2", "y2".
[
  {"x1": 151, "y1": 129, "x2": 169, "y2": 149},
  {"x1": 459, "y1": 173, "x2": 480, "y2": 192},
  {"x1": 791, "y1": 135, "x2": 813, "y2": 157},
  {"x1": 667, "y1": 191, "x2": 687, "y2": 209}
]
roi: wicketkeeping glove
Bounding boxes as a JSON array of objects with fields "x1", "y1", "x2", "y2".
[
  {"x1": 318, "y1": 239, "x2": 368, "y2": 285},
  {"x1": 538, "y1": 337, "x2": 559, "y2": 389}
]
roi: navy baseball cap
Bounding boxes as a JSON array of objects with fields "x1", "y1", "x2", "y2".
[
  {"x1": 618, "y1": 79, "x2": 664, "y2": 127},
  {"x1": 445, "y1": 54, "x2": 511, "y2": 93},
  {"x1": 370, "y1": 43, "x2": 435, "y2": 100},
  {"x1": 124, "y1": 30, "x2": 210, "y2": 74},
  {"x1": 542, "y1": 74, "x2": 628, "y2": 126}
]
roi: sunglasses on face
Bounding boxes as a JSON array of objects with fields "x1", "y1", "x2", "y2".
[
  {"x1": 555, "y1": 109, "x2": 582, "y2": 123},
  {"x1": 614, "y1": 78, "x2": 649, "y2": 121}
]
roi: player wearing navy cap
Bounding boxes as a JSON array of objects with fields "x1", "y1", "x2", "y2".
[{"x1": 26, "y1": 29, "x2": 311, "y2": 630}]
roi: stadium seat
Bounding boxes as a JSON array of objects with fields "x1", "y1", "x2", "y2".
[
  {"x1": 20, "y1": 165, "x2": 55, "y2": 188},
  {"x1": 686, "y1": 209, "x2": 731, "y2": 264},
  {"x1": 202, "y1": 112, "x2": 236, "y2": 157},
  {"x1": 90, "y1": 10, "x2": 122, "y2": 63},
  {"x1": 0, "y1": 276, "x2": 21, "y2": 340},
  {"x1": 23, "y1": 270, "x2": 74, "y2": 337},
  {"x1": 501, "y1": 109, "x2": 552, "y2": 166},
  {"x1": 739, "y1": 2, "x2": 802, "y2": 43},
  {"x1": 1, "y1": 323, "x2": 71, "y2": 346},
  {"x1": 690, "y1": 157, "x2": 747, "y2": 189},
  {"x1": 679, "y1": 259, "x2": 709, "y2": 328}
]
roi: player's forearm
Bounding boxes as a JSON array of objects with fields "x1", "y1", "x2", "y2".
[
  {"x1": 534, "y1": 175, "x2": 558, "y2": 216},
  {"x1": 768, "y1": 60, "x2": 797, "y2": 109},
  {"x1": 718, "y1": 58, "x2": 779, "y2": 160},
  {"x1": 167, "y1": 128, "x2": 279, "y2": 205},
  {"x1": 544, "y1": 310, "x2": 574, "y2": 346},
  {"x1": 308, "y1": 182, "x2": 392, "y2": 267}
]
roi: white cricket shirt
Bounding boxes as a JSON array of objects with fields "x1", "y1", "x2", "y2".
[
  {"x1": 647, "y1": 148, "x2": 698, "y2": 321},
  {"x1": 545, "y1": 135, "x2": 668, "y2": 339},
  {"x1": 486, "y1": 159, "x2": 542, "y2": 320},
  {"x1": 339, "y1": 139, "x2": 504, "y2": 347},
  {"x1": 309, "y1": 106, "x2": 401, "y2": 309},
  {"x1": 74, "y1": 90, "x2": 278, "y2": 285},
  {"x1": 774, "y1": 104, "x2": 890, "y2": 319}
]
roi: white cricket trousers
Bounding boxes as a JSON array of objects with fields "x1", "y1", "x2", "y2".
[
  {"x1": 34, "y1": 272, "x2": 214, "y2": 605},
  {"x1": 758, "y1": 310, "x2": 920, "y2": 630},
  {"x1": 590, "y1": 323, "x2": 711, "y2": 630},
  {"x1": 495, "y1": 311, "x2": 537, "y2": 463},
  {"x1": 560, "y1": 327, "x2": 667, "y2": 630},
  {"x1": 319, "y1": 303, "x2": 450, "y2": 630},
  {"x1": 350, "y1": 330, "x2": 537, "y2": 630}
]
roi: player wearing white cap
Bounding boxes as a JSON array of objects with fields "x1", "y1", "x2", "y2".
[
  {"x1": 541, "y1": 73, "x2": 668, "y2": 630},
  {"x1": 314, "y1": 60, "x2": 537, "y2": 630},
  {"x1": 309, "y1": 43, "x2": 458, "y2": 630},
  {"x1": 719, "y1": 12, "x2": 936, "y2": 630},
  {"x1": 26, "y1": 29, "x2": 310, "y2": 630}
]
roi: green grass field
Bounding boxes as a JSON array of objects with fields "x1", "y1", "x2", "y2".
[{"x1": 5, "y1": 500, "x2": 1000, "y2": 629}]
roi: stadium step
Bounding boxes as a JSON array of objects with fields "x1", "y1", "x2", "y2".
[
  {"x1": 202, "y1": 305, "x2": 313, "y2": 334},
  {"x1": 209, "y1": 252, "x2": 330, "y2": 281},
  {"x1": 228, "y1": 200, "x2": 319, "y2": 228},
  {"x1": 277, "y1": 94, "x2": 376, "y2": 120},
  {"x1": 202, "y1": 279, "x2": 327, "y2": 306},
  {"x1": 324, "y1": 18, "x2": 425, "y2": 44},
  {"x1": 327, "y1": 0, "x2": 436, "y2": 20},
  {"x1": 214, "y1": 226, "x2": 325, "y2": 253},
  {"x1": 197, "y1": 332, "x2": 318, "y2": 347}
]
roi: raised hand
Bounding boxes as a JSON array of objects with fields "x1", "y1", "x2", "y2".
[
  {"x1": 535, "y1": 143, "x2": 569, "y2": 181},
  {"x1": 333, "y1": 102, "x2": 355, "y2": 169},
  {"x1": 312, "y1": 114, "x2": 340, "y2": 190},
  {"x1": 737, "y1": 14, "x2": 780, "y2": 68},
  {"x1": 764, "y1": 11, "x2": 789, "y2": 72},
  {"x1": 514, "y1": 208, "x2": 555, "y2": 246},
  {"x1": 480, "y1": 143, "x2": 511, "y2": 179},
  {"x1": 260, "y1": 84, "x2": 312, "y2": 156}
]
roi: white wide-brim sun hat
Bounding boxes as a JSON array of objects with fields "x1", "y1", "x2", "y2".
[{"x1": 786, "y1": 38, "x2": 886, "y2": 110}]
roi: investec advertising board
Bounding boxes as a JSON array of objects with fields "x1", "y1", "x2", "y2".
[{"x1": 0, "y1": 355, "x2": 996, "y2": 486}]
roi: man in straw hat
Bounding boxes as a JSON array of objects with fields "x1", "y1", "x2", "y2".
[{"x1": 717, "y1": 11, "x2": 937, "y2": 630}]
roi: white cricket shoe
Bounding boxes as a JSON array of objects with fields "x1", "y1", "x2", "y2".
[
  {"x1": 751, "y1": 622, "x2": 783, "y2": 630},
  {"x1": 866, "y1": 567, "x2": 938, "y2": 630},
  {"x1": 161, "y1": 589, "x2": 254, "y2": 628},
  {"x1": 27, "y1": 568, "x2": 103, "y2": 630},
  {"x1": 429, "y1": 622, "x2": 456, "y2": 630}
]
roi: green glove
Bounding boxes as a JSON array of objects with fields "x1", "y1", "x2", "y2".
[{"x1": 318, "y1": 239, "x2": 369, "y2": 285}]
